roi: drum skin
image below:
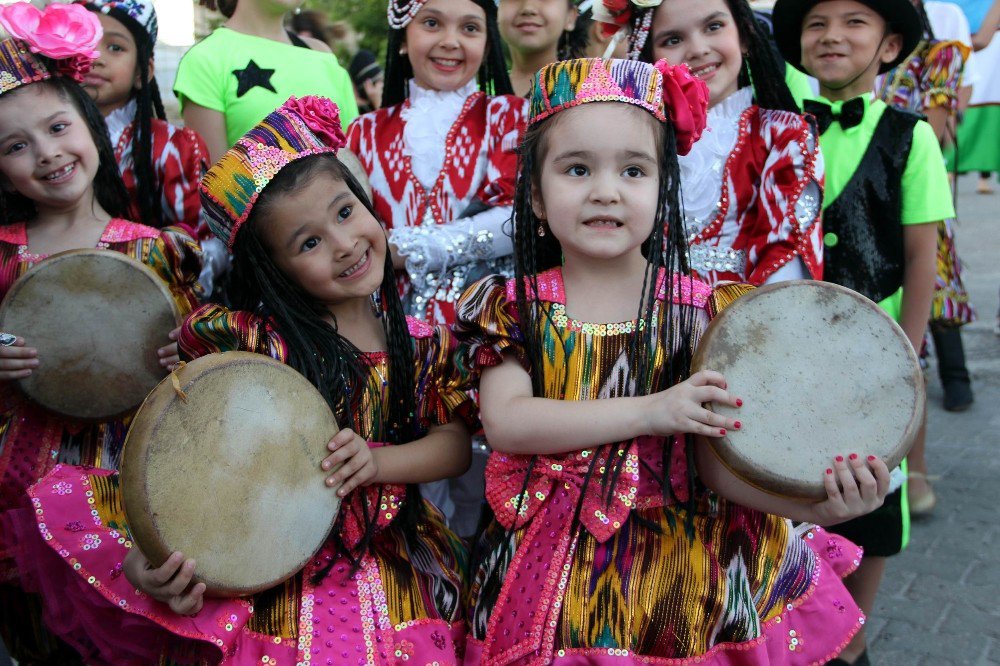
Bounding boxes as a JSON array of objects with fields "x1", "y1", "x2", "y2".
[
  {"x1": 691, "y1": 280, "x2": 925, "y2": 501},
  {"x1": 121, "y1": 351, "x2": 342, "y2": 597},
  {"x1": 0, "y1": 249, "x2": 180, "y2": 420}
]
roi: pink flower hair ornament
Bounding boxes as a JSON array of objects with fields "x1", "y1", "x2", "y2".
[
  {"x1": 0, "y1": 2, "x2": 102, "y2": 83},
  {"x1": 654, "y1": 61, "x2": 709, "y2": 156}
]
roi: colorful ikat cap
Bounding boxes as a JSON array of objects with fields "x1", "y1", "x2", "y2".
[
  {"x1": 83, "y1": 0, "x2": 159, "y2": 46},
  {"x1": 528, "y1": 58, "x2": 709, "y2": 156},
  {"x1": 0, "y1": 2, "x2": 102, "y2": 96},
  {"x1": 200, "y1": 96, "x2": 347, "y2": 248}
]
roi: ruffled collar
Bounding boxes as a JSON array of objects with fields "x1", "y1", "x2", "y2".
[
  {"x1": 402, "y1": 79, "x2": 479, "y2": 191},
  {"x1": 104, "y1": 99, "x2": 137, "y2": 150},
  {"x1": 405, "y1": 78, "x2": 478, "y2": 113},
  {"x1": 678, "y1": 87, "x2": 754, "y2": 236}
]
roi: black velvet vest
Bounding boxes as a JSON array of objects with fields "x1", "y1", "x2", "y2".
[{"x1": 823, "y1": 107, "x2": 920, "y2": 303}]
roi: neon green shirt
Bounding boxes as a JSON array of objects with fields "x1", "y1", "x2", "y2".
[
  {"x1": 174, "y1": 28, "x2": 359, "y2": 149},
  {"x1": 784, "y1": 64, "x2": 815, "y2": 109},
  {"x1": 811, "y1": 95, "x2": 953, "y2": 320}
]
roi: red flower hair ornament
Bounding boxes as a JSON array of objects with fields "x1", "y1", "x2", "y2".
[{"x1": 654, "y1": 60, "x2": 709, "y2": 156}]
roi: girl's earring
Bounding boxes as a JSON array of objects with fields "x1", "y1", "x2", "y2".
[
  {"x1": 370, "y1": 291, "x2": 383, "y2": 318},
  {"x1": 399, "y1": 45, "x2": 408, "y2": 55},
  {"x1": 537, "y1": 224, "x2": 546, "y2": 237}
]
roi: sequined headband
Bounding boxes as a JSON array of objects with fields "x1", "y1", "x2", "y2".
[
  {"x1": 0, "y1": 2, "x2": 102, "y2": 95},
  {"x1": 530, "y1": 58, "x2": 665, "y2": 125},
  {"x1": 529, "y1": 58, "x2": 709, "y2": 156},
  {"x1": 83, "y1": 0, "x2": 159, "y2": 46},
  {"x1": 200, "y1": 96, "x2": 347, "y2": 249}
]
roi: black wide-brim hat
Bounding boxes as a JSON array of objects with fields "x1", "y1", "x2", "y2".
[{"x1": 771, "y1": 0, "x2": 922, "y2": 74}]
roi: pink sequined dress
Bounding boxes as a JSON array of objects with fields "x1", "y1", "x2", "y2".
[
  {"x1": 453, "y1": 269, "x2": 866, "y2": 666},
  {"x1": 9, "y1": 306, "x2": 477, "y2": 665}
]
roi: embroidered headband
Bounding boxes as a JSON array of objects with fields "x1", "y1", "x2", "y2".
[
  {"x1": 82, "y1": 0, "x2": 158, "y2": 46},
  {"x1": 0, "y1": 2, "x2": 102, "y2": 94},
  {"x1": 200, "y1": 96, "x2": 347, "y2": 249},
  {"x1": 528, "y1": 58, "x2": 708, "y2": 155},
  {"x1": 591, "y1": 0, "x2": 663, "y2": 60}
]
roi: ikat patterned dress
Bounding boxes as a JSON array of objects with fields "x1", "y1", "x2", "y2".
[
  {"x1": 876, "y1": 38, "x2": 976, "y2": 325},
  {"x1": 454, "y1": 269, "x2": 865, "y2": 666},
  {"x1": 12, "y1": 307, "x2": 476, "y2": 665}
]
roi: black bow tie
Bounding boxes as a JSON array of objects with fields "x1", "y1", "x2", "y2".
[{"x1": 803, "y1": 98, "x2": 866, "y2": 134}]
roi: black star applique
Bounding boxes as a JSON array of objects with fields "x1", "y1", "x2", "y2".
[{"x1": 232, "y1": 59, "x2": 276, "y2": 98}]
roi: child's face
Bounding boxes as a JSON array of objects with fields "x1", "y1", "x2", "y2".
[
  {"x1": 649, "y1": 0, "x2": 743, "y2": 108},
  {"x1": 0, "y1": 85, "x2": 100, "y2": 215},
  {"x1": 404, "y1": 0, "x2": 488, "y2": 92},
  {"x1": 532, "y1": 104, "x2": 660, "y2": 269},
  {"x1": 498, "y1": 0, "x2": 577, "y2": 58},
  {"x1": 800, "y1": 0, "x2": 902, "y2": 99},
  {"x1": 257, "y1": 170, "x2": 388, "y2": 310},
  {"x1": 84, "y1": 13, "x2": 142, "y2": 116}
]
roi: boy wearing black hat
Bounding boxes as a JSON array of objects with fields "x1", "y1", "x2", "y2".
[{"x1": 772, "y1": 1, "x2": 953, "y2": 664}]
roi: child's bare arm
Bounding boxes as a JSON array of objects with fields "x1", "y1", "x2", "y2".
[
  {"x1": 478, "y1": 353, "x2": 741, "y2": 456},
  {"x1": 898, "y1": 222, "x2": 938, "y2": 351},
  {"x1": 694, "y1": 445, "x2": 890, "y2": 525}
]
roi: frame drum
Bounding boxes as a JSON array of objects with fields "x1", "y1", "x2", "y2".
[
  {"x1": 691, "y1": 281, "x2": 925, "y2": 501},
  {"x1": 121, "y1": 351, "x2": 342, "y2": 596},
  {"x1": 0, "y1": 249, "x2": 180, "y2": 420}
]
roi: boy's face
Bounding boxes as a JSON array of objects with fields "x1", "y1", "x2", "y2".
[{"x1": 799, "y1": 0, "x2": 902, "y2": 99}]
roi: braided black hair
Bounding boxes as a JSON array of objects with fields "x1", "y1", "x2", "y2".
[
  {"x1": 383, "y1": 0, "x2": 514, "y2": 107},
  {"x1": 638, "y1": 0, "x2": 798, "y2": 112},
  {"x1": 229, "y1": 154, "x2": 423, "y2": 571},
  {"x1": 87, "y1": 5, "x2": 169, "y2": 228},
  {"x1": 508, "y1": 98, "x2": 698, "y2": 539},
  {"x1": 0, "y1": 78, "x2": 130, "y2": 226}
]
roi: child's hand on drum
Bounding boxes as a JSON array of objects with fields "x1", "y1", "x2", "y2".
[
  {"x1": 123, "y1": 547, "x2": 206, "y2": 616},
  {"x1": 321, "y1": 428, "x2": 379, "y2": 498},
  {"x1": 0, "y1": 335, "x2": 38, "y2": 380},
  {"x1": 646, "y1": 370, "x2": 742, "y2": 438},
  {"x1": 812, "y1": 454, "x2": 891, "y2": 526},
  {"x1": 157, "y1": 327, "x2": 181, "y2": 370}
]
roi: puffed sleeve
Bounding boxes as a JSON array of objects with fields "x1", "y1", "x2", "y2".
[
  {"x1": 157, "y1": 124, "x2": 209, "y2": 240},
  {"x1": 921, "y1": 40, "x2": 969, "y2": 111},
  {"x1": 453, "y1": 274, "x2": 529, "y2": 376},
  {"x1": 144, "y1": 225, "x2": 203, "y2": 316},
  {"x1": 751, "y1": 110, "x2": 824, "y2": 285},
  {"x1": 177, "y1": 304, "x2": 288, "y2": 363},
  {"x1": 409, "y1": 319, "x2": 479, "y2": 433},
  {"x1": 475, "y1": 94, "x2": 528, "y2": 208}
]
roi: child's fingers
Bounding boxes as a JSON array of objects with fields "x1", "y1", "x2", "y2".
[
  {"x1": 689, "y1": 406, "x2": 739, "y2": 432},
  {"x1": 157, "y1": 342, "x2": 178, "y2": 358},
  {"x1": 822, "y1": 464, "x2": 844, "y2": 503},
  {"x1": 169, "y1": 582, "x2": 206, "y2": 616},
  {"x1": 168, "y1": 327, "x2": 180, "y2": 341},
  {"x1": 688, "y1": 369, "x2": 728, "y2": 389},
  {"x1": 145, "y1": 551, "x2": 186, "y2": 587},
  {"x1": 0, "y1": 341, "x2": 36, "y2": 358},
  {"x1": 833, "y1": 455, "x2": 861, "y2": 503},
  {"x1": 161, "y1": 559, "x2": 198, "y2": 598},
  {"x1": 0, "y1": 367, "x2": 35, "y2": 380},
  {"x1": 694, "y1": 385, "x2": 740, "y2": 409},
  {"x1": 321, "y1": 439, "x2": 358, "y2": 471},
  {"x1": 848, "y1": 454, "x2": 879, "y2": 501},
  {"x1": 337, "y1": 460, "x2": 376, "y2": 497},
  {"x1": 690, "y1": 419, "x2": 732, "y2": 438},
  {"x1": 867, "y1": 456, "x2": 891, "y2": 497},
  {"x1": 327, "y1": 429, "x2": 357, "y2": 451},
  {"x1": 325, "y1": 451, "x2": 364, "y2": 489}
]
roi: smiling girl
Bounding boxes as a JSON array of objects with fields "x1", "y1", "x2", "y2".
[
  {"x1": 0, "y1": 4, "x2": 201, "y2": 661},
  {"x1": 347, "y1": 0, "x2": 526, "y2": 328},
  {"x1": 498, "y1": 0, "x2": 581, "y2": 96},
  {"x1": 596, "y1": 0, "x2": 825, "y2": 287}
]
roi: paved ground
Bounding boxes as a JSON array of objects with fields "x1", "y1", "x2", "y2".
[{"x1": 867, "y1": 174, "x2": 1000, "y2": 665}]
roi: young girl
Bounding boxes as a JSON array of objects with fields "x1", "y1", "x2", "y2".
[
  {"x1": 498, "y1": 0, "x2": 581, "y2": 96},
  {"x1": 347, "y1": 0, "x2": 526, "y2": 327},
  {"x1": 594, "y1": 0, "x2": 824, "y2": 286},
  {"x1": 176, "y1": 0, "x2": 358, "y2": 163},
  {"x1": 454, "y1": 57, "x2": 890, "y2": 664},
  {"x1": 0, "y1": 4, "x2": 201, "y2": 661},
  {"x1": 11, "y1": 96, "x2": 476, "y2": 665},
  {"x1": 82, "y1": 0, "x2": 208, "y2": 235}
]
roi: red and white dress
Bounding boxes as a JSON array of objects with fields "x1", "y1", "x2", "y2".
[
  {"x1": 679, "y1": 88, "x2": 824, "y2": 286},
  {"x1": 347, "y1": 80, "x2": 527, "y2": 325}
]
